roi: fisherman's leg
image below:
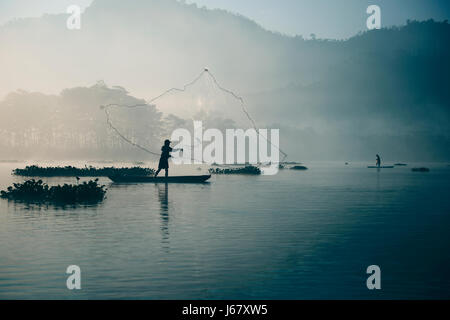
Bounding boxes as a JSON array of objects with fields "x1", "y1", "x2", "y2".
[
  {"x1": 155, "y1": 169, "x2": 161, "y2": 177},
  {"x1": 165, "y1": 168, "x2": 168, "y2": 178}
]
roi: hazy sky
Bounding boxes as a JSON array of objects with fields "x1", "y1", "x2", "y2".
[
  {"x1": 189, "y1": 0, "x2": 450, "y2": 38},
  {"x1": 0, "y1": 0, "x2": 93, "y2": 24},
  {"x1": 1, "y1": 0, "x2": 449, "y2": 38}
]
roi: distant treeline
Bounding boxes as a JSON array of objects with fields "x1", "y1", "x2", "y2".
[{"x1": 13, "y1": 165, "x2": 155, "y2": 177}]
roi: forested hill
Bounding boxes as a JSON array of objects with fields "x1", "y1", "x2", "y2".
[{"x1": 0, "y1": 0, "x2": 449, "y2": 160}]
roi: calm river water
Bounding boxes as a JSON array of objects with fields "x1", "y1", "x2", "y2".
[{"x1": 0, "y1": 161, "x2": 449, "y2": 299}]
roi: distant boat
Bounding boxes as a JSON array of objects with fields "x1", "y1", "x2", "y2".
[
  {"x1": 367, "y1": 166, "x2": 394, "y2": 169},
  {"x1": 290, "y1": 165, "x2": 308, "y2": 170},
  {"x1": 394, "y1": 163, "x2": 408, "y2": 166},
  {"x1": 108, "y1": 174, "x2": 211, "y2": 183},
  {"x1": 411, "y1": 167, "x2": 430, "y2": 172}
]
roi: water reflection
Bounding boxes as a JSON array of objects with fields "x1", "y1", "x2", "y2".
[
  {"x1": 157, "y1": 183, "x2": 170, "y2": 245},
  {"x1": 3, "y1": 198, "x2": 104, "y2": 212}
]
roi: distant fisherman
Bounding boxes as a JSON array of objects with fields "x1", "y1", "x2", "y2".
[
  {"x1": 154, "y1": 140, "x2": 182, "y2": 178},
  {"x1": 376, "y1": 154, "x2": 381, "y2": 168}
]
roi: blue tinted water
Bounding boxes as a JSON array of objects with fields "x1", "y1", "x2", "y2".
[{"x1": 0, "y1": 162, "x2": 449, "y2": 299}]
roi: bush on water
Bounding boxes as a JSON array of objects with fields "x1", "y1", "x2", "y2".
[
  {"x1": 0, "y1": 179, "x2": 107, "y2": 204},
  {"x1": 13, "y1": 165, "x2": 154, "y2": 177},
  {"x1": 209, "y1": 165, "x2": 261, "y2": 175}
]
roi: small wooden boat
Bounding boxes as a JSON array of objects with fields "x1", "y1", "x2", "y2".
[
  {"x1": 367, "y1": 166, "x2": 394, "y2": 169},
  {"x1": 108, "y1": 174, "x2": 211, "y2": 183},
  {"x1": 290, "y1": 165, "x2": 308, "y2": 170}
]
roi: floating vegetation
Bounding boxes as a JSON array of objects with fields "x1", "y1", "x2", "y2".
[
  {"x1": 209, "y1": 165, "x2": 261, "y2": 175},
  {"x1": 13, "y1": 165, "x2": 154, "y2": 177},
  {"x1": 412, "y1": 167, "x2": 430, "y2": 172},
  {"x1": 394, "y1": 163, "x2": 408, "y2": 166},
  {"x1": 290, "y1": 165, "x2": 308, "y2": 170},
  {"x1": 0, "y1": 179, "x2": 107, "y2": 204}
]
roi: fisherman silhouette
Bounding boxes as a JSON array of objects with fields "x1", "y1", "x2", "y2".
[
  {"x1": 376, "y1": 154, "x2": 381, "y2": 168},
  {"x1": 154, "y1": 140, "x2": 182, "y2": 177}
]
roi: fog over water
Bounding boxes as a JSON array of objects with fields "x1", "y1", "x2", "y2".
[{"x1": 0, "y1": 0, "x2": 449, "y2": 162}]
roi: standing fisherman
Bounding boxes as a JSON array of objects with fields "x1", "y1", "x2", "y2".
[
  {"x1": 154, "y1": 140, "x2": 182, "y2": 177},
  {"x1": 376, "y1": 154, "x2": 381, "y2": 168}
]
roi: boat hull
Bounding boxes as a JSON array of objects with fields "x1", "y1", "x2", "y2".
[
  {"x1": 108, "y1": 175, "x2": 211, "y2": 183},
  {"x1": 367, "y1": 166, "x2": 394, "y2": 169}
]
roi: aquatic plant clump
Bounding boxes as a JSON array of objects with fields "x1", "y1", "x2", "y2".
[
  {"x1": 13, "y1": 165, "x2": 154, "y2": 177},
  {"x1": 209, "y1": 165, "x2": 261, "y2": 175},
  {"x1": 0, "y1": 179, "x2": 107, "y2": 204}
]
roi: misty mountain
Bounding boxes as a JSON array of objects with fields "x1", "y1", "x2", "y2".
[{"x1": 0, "y1": 0, "x2": 449, "y2": 161}]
